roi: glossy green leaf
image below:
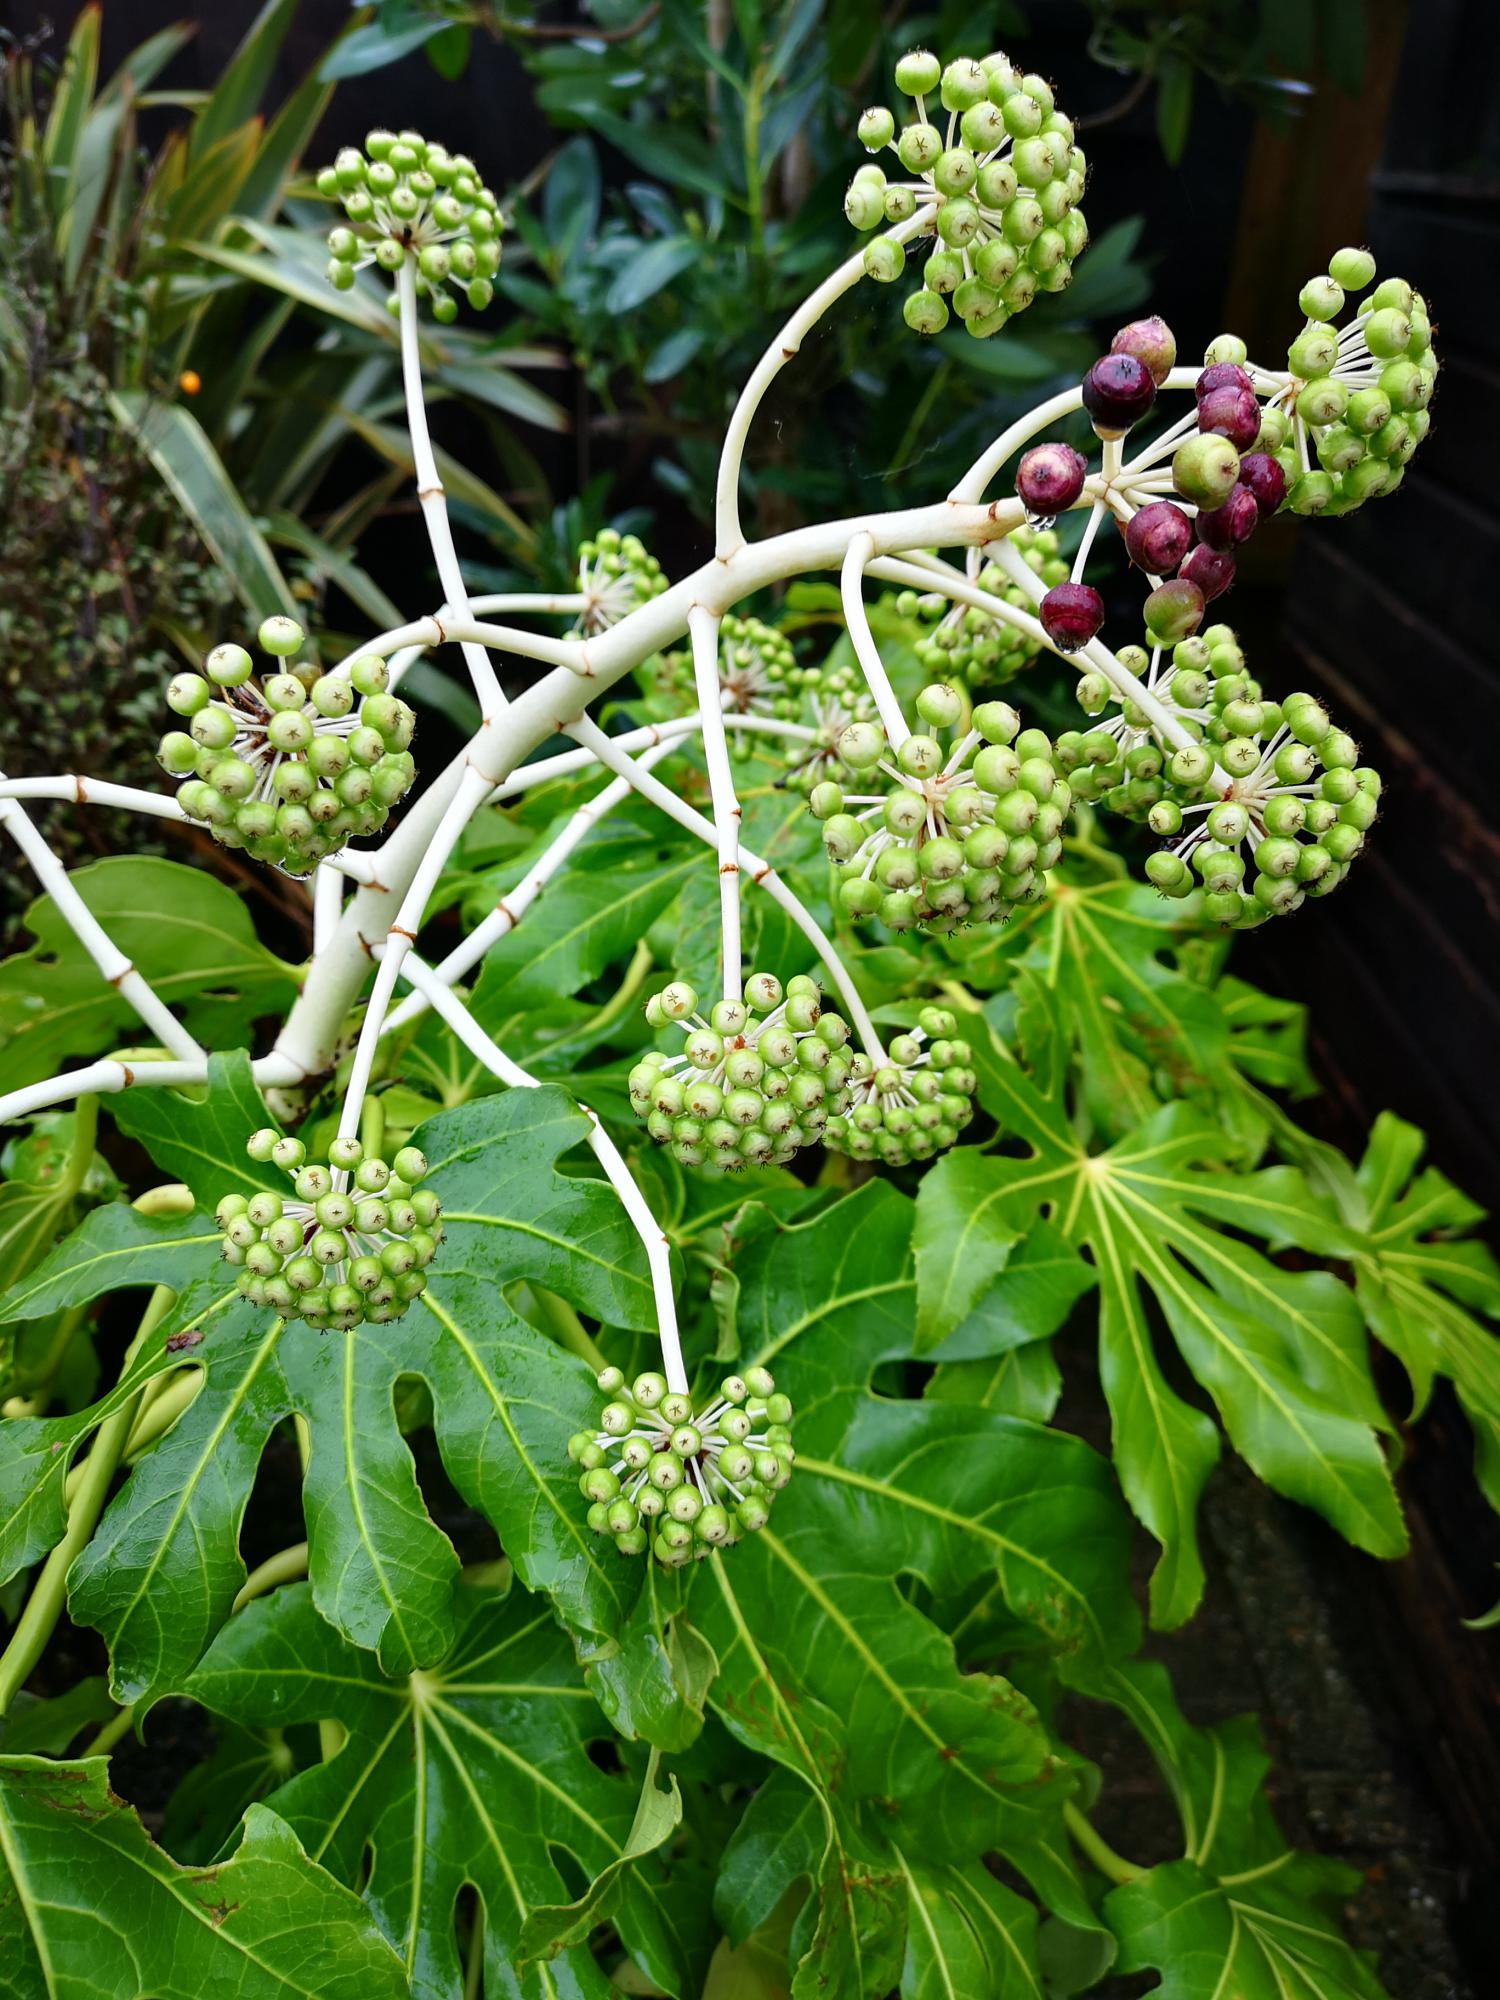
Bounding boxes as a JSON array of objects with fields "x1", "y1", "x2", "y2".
[
  {"x1": 0, "y1": 1280, "x2": 230, "y2": 1589},
  {"x1": 0, "y1": 1760, "x2": 410, "y2": 1998},
  {"x1": 1342, "y1": 1113, "x2": 1500, "y2": 1504},
  {"x1": 190, "y1": 0, "x2": 298, "y2": 163},
  {"x1": 962, "y1": 984, "x2": 1402, "y2": 1627},
  {"x1": 1107, "y1": 1852, "x2": 1387, "y2": 1999},
  {"x1": 111, "y1": 1050, "x2": 280, "y2": 1210},
  {"x1": 518, "y1": 1749, "x2": 683, "y2": 1967},
  {"x1": 897, "y1": 1855, "x2": 1045, "y2": 1998},
  {"x1": 187, "y1": 1583, "x2": 711, "y2": 2000},
  {"x1": 0, "y1": 859, "x2": 298, "y2": 1092},
  {"x1": 68, "y1": 1086, "x2": 661, "y2": 1700},
  {"x1": 690, "y1": 1184, "x2": 1135, "y2": 1952},
  {"x1": 957, "y1": 877, "x2": 1230, "y2": 1141},
  {"x1": 0, "y1": 1204, "x2": 218, "y2": 1324}
]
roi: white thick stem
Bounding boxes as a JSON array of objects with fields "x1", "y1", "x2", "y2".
[
  {"x1": 274, "y1": 492, "x2": 1028, "y2": 1083},
  {"x1": 0, "y1": 776, "x2": 188, "y2": 822},
  {"x1": 866, "y1": 556, "x2": 1054, "y2": 654},
  {"x1": 397, "y1": 258, "x2": 505, "y2": 718},
  {"x1": 713, "y1": 206, "x2": 937, "y2": 558},
  {"x1": 687, "y1": 604, "x2": 742, "y2": 1000},
  {"x1": 312, "y1": 865, "x2": 343, "y2": 955},
  {"x1": 841, "y1": 532, "x2": 908, "y2": 746},
  {"x1": 335, "y1": 761, "x2": 493, "y2": 1139},
  {"x1": 0, "y1": 796, "x2": 202, "y2": 1064},
  {"x1": 485, "y1": 712, "x2": 814, "y2": 804},
  {"x1": 384, "y1": 738, "x2": 680, "y2": 1034},
  {"x1": 567, "y1": 715, "x2": 883, "y2": 1060},
  {"x1": 396, "y1": 954, "x2": 685, "y2": 1393},
  {"x1": 0, "y1": 1049, "x2": 305, "y2": 1128}
]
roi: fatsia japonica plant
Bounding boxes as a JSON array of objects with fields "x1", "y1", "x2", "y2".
[{"x1": 0, "y1": 45, "x2": 1492, "y2": 2000}]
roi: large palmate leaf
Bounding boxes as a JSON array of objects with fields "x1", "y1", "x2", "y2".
[
  {"x1": 916, "y1": 982, "x2": 1404, "y2": 1629},
  {"x1": 950, "y1": 876, "x2": 1229, "y2": 1137},
  {"x1": 0, "y1": 1203, "x2": 218, "y2": 1323},
  {"x1": 186, "y1": 1582, "x2": 710, "y2": 2000},
  {"x1": 60, "y1": 1077, "x2": 660, "y2": 1702},
  {"x1": 0, "y1": 858, "x2": 298, "y2": 1090},
  {"x1": 1098, "y1": 1661, "x2": 1388, "y2": 1998},
  {"x1": 688, "y1": 1184, "x2": 1137, "y2": 1984},
  {"x1": 467, "y1": 805, "x2": 700, "y2": 1020},
  {"x1": 0, "y1": 1760, "x2": 410, "y2": 1998},
  {"x1": 1337, "y1": 1113, "x2": 1500, "y2": 1506},
  {"x1": 1108, "y1": 1855, "x2": 1388, "y2": 2000}
]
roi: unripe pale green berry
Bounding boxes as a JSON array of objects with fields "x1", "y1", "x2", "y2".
[
  {"x1": 1329, "y1": 245, "x2": 1376, "y2": 291},
  {"x1": 895, "y1": 49, "x2": 940, "y2": 95},
  {"x1": 858, "y1": 105, "x2": 895, "y2": 148}
]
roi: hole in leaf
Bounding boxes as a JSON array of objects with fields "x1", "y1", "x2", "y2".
[
  {"x1": 547, "y1": 1841, "x2": 591, "y2": 1902},
  {"x1": 585, "y1": 1736, "x2": 625, "y2": 1777}
]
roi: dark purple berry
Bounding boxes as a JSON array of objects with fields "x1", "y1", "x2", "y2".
[
  {"x1": 1081, "y1": 353, "x2": 1157, "y2": 438},
  {"x1": 1179, "y1": 543, "x2": 1236, "y2": 601},
  {"x1": 1196, "y1": 384, "x2": 1261, "y2": 451},
  {"x1": 1236, "y1": 451, "x2": 1287, "y2": 518},
  {"x1": 1123, "y1": 500, "x2": 1193, "y2": 574},
  {"x1": 1040, "y1": 581, "x2": 1105, "y2": 652},
  {"x1": 1110, "y1": 315, "x2": 1177, "y2": 387},
  {"x1": 1015, "y1": 442, "x2": 1089, "y2": 517},
  {"x1": 1195, "y1": 362, "x2": 1254, "y2": 401},
  {"x1": 1194, "y1": 485, "x2": 1259, "y2": 550}
]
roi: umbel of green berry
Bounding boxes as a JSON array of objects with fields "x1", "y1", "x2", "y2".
[
  {"x1": 825, "y1": 1006, "x2": 977, "y2": 1165},
  {"x1": 158, "y1": 618, "x2": 417, "y2": 877},
  {"x1": 660, "y1": 612, "x2": 806, "y2": 720},
  {"x1": 629, "y1": 972, "x2": 855, "y2": 1170},
  {"x1": 1058, "y1": 627, "x2": 1238, "y2": 821},
  {"x1": 777, "y1": 655, "x2": 878, "y2": 794},
  {"x1": 572, "y1": 529, "x2": 669, "y2": 634},
  {"x1": 1106, "y1": 639, "x2": 1383, "y2": 923},
  {"x1": 569, "y1": 1364, "x2": 794, "y2": 1565},
  {"x1": 902, "y1": 524, "x2": 1064, "y2": 688},
  {"x1": 1238, "y1": 250, "x2": 1435, "y2": 520},
  {"x1": 218, "y1": 1135, "x2": 442, "y2": 1330},
  {"x1": 810, "y1": 683, "x2": 1072, "y2": 932},
  {"x1": 318, "y1": 127, "x2": 502, "y2": 322},
  {"x1": 850, "y1": 51, "x2": 1088, "y2": 339}
]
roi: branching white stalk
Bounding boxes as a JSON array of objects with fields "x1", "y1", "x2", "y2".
[
  {"x1": 567, "y1": 714, "x2": 884, "y2": 1061},
  {"x1": 866, "y1": 556, "x2": 1053, "y2": 652},
  {"x1": 0, "y1": 776, "x2": 189, "y2": 822},
  {"x1": 384, "y1": 736, "x2": 681, "y2": 1034},
  {"x1": 395, "y1": 952, "x2": 687, "y2": 1393},
  {"x1": 0, "y1": 795, "x2": 203, "y2": 1063},
  {"x1": 0, "y1": 1049, "x2": 306, "y2": 1128},
  {"x1": 312, "y1": 865, "x2": 343, "y2": 955},
  {"x1": 841, "y1": 532, "x2": 908, "y2": 746},
  {"x1": 484, "y1": 712, "x2": 816, "y2": 804},
  {"x1": 335, "y1": 760, "x2": 493, "y2": 1139},
  {"x1": 687, "y1": 604, "x2": 743, "y2": 999},
  {"x1": 714, "y1": 206, "x2": 936, "y2": 558},
  {"x1": 327, "y1": 614, "x2": 582, "y2": 680},
  {"x1": 397, "y1": 258, "x2": 505, "y2": 718}
]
